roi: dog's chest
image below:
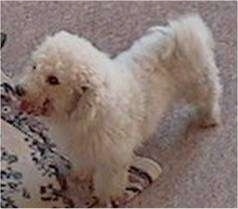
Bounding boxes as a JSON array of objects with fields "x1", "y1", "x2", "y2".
[{"x1": 49, "y1": 123, "x2": 98, "y2": 162}]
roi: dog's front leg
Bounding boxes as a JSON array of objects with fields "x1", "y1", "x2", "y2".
[{"x1": 93, "y1": 158, "x2": 129, "y2": 207}]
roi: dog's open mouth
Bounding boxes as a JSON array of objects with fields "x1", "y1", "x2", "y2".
[{"x1": 20, "y1": 98, "x2": 53, "y2": 116}]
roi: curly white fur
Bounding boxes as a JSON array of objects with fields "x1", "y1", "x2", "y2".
[{"x1": 16, "y1": 14, "x2": 221, "y2": 204}]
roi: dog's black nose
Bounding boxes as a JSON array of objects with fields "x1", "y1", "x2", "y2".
[{"x1": 15, "y1": 85, "x2": 26, "y2": 97}]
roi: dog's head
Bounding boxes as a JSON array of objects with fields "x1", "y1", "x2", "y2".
[{"x1": 15, "y1": 31, "x2": 108, "y2": 120}]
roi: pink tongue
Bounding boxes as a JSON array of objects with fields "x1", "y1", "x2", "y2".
[{"x1": 20, "y1": 100, "x2": 31, "y2": 112}]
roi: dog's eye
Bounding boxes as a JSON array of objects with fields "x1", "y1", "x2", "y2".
[
  {"x1": 32, "y1": 65, "x2": 37, "y2": 70},
  {"x1": 47, "y1": 75, "x2": 60, "y2": 85},
  {"x1": 81, "y1": 86, "x2": 88, "y2": 92}
]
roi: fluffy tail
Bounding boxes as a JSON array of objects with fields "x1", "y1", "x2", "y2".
[
  {"x1": 167, "y1": 14, "x2": 215, "y2": 68},
  {"x1": 161, "y1": 14, "x2": 220, "y2": 87},
  {"x1": 167, "y1": 14, "x2": 222, "y2": 126}
]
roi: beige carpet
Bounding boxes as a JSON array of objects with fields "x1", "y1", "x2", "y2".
[{"x1": 1, "y1": 1, "x2": 237, "y2": 207}]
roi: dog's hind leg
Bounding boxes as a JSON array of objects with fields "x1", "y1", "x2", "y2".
[
  {"x1": 188, "y1": 65, "x2": 222, "y2": 129},
  {"x1": 168, "y1": 15, "x2": 222, "y2": 128}
]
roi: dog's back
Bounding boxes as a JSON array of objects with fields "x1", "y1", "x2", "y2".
[{"x1": 115, "y1": 14, "x2": 221, "y2": 138}]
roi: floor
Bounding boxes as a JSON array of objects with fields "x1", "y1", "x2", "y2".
[{"x1": 1, "y1": 1, "x2": 237, "y2": 207}]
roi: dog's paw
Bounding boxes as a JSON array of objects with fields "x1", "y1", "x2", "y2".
[
  {"x1": 87, "y1": 194, "x2": 125, "y2": 208},
  {"x1": 199, "y1": 120, "x2": 219, "y2": 129},
  {"x1": 186, "y1": 115, "x2": 221, "y2": 137},
  {"x1": 196, "y1": 114, "x2": 221, "y2": 129},
  {"x1": 67, "y1": 169, "x2": 92, "y2": 185},
  {"x1": 192, "y1": 106, "x2": 221, "y2": 129}
]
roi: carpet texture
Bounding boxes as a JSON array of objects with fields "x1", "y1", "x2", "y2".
[{"x1": 1, "y1": 1, "x2": 237, "y2": 207}]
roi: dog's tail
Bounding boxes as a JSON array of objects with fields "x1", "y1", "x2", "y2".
[
  {"x1": 162, "y1": 15, "x2": 220, "y2": 94},
  {"x1": 166, "y1": 15, "x2": 221, "y2": 125},
  {"x1": 167, "y1": 14, "x2": 215, "y2": 67}
]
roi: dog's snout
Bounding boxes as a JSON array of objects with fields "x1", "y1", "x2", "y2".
[{"x1": 15, "y1": 85, "x2": 26, "y2": 97}]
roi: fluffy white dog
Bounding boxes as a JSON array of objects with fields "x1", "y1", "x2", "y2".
[{"x1": 15, "y1": 14, "x2": 221, "y2": 205}]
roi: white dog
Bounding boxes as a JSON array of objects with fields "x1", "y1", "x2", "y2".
[{"x1": 15, "y1": 14, "x2": 221, "y2": 205}]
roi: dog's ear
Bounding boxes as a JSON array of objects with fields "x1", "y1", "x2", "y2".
[{"x1": 70, "y1": 67, "x2": 90, "y2": 94}]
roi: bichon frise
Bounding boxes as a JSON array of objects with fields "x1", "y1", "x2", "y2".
[{"x1": 15, "y1": 14, "x2": 221, "y2": 205}]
